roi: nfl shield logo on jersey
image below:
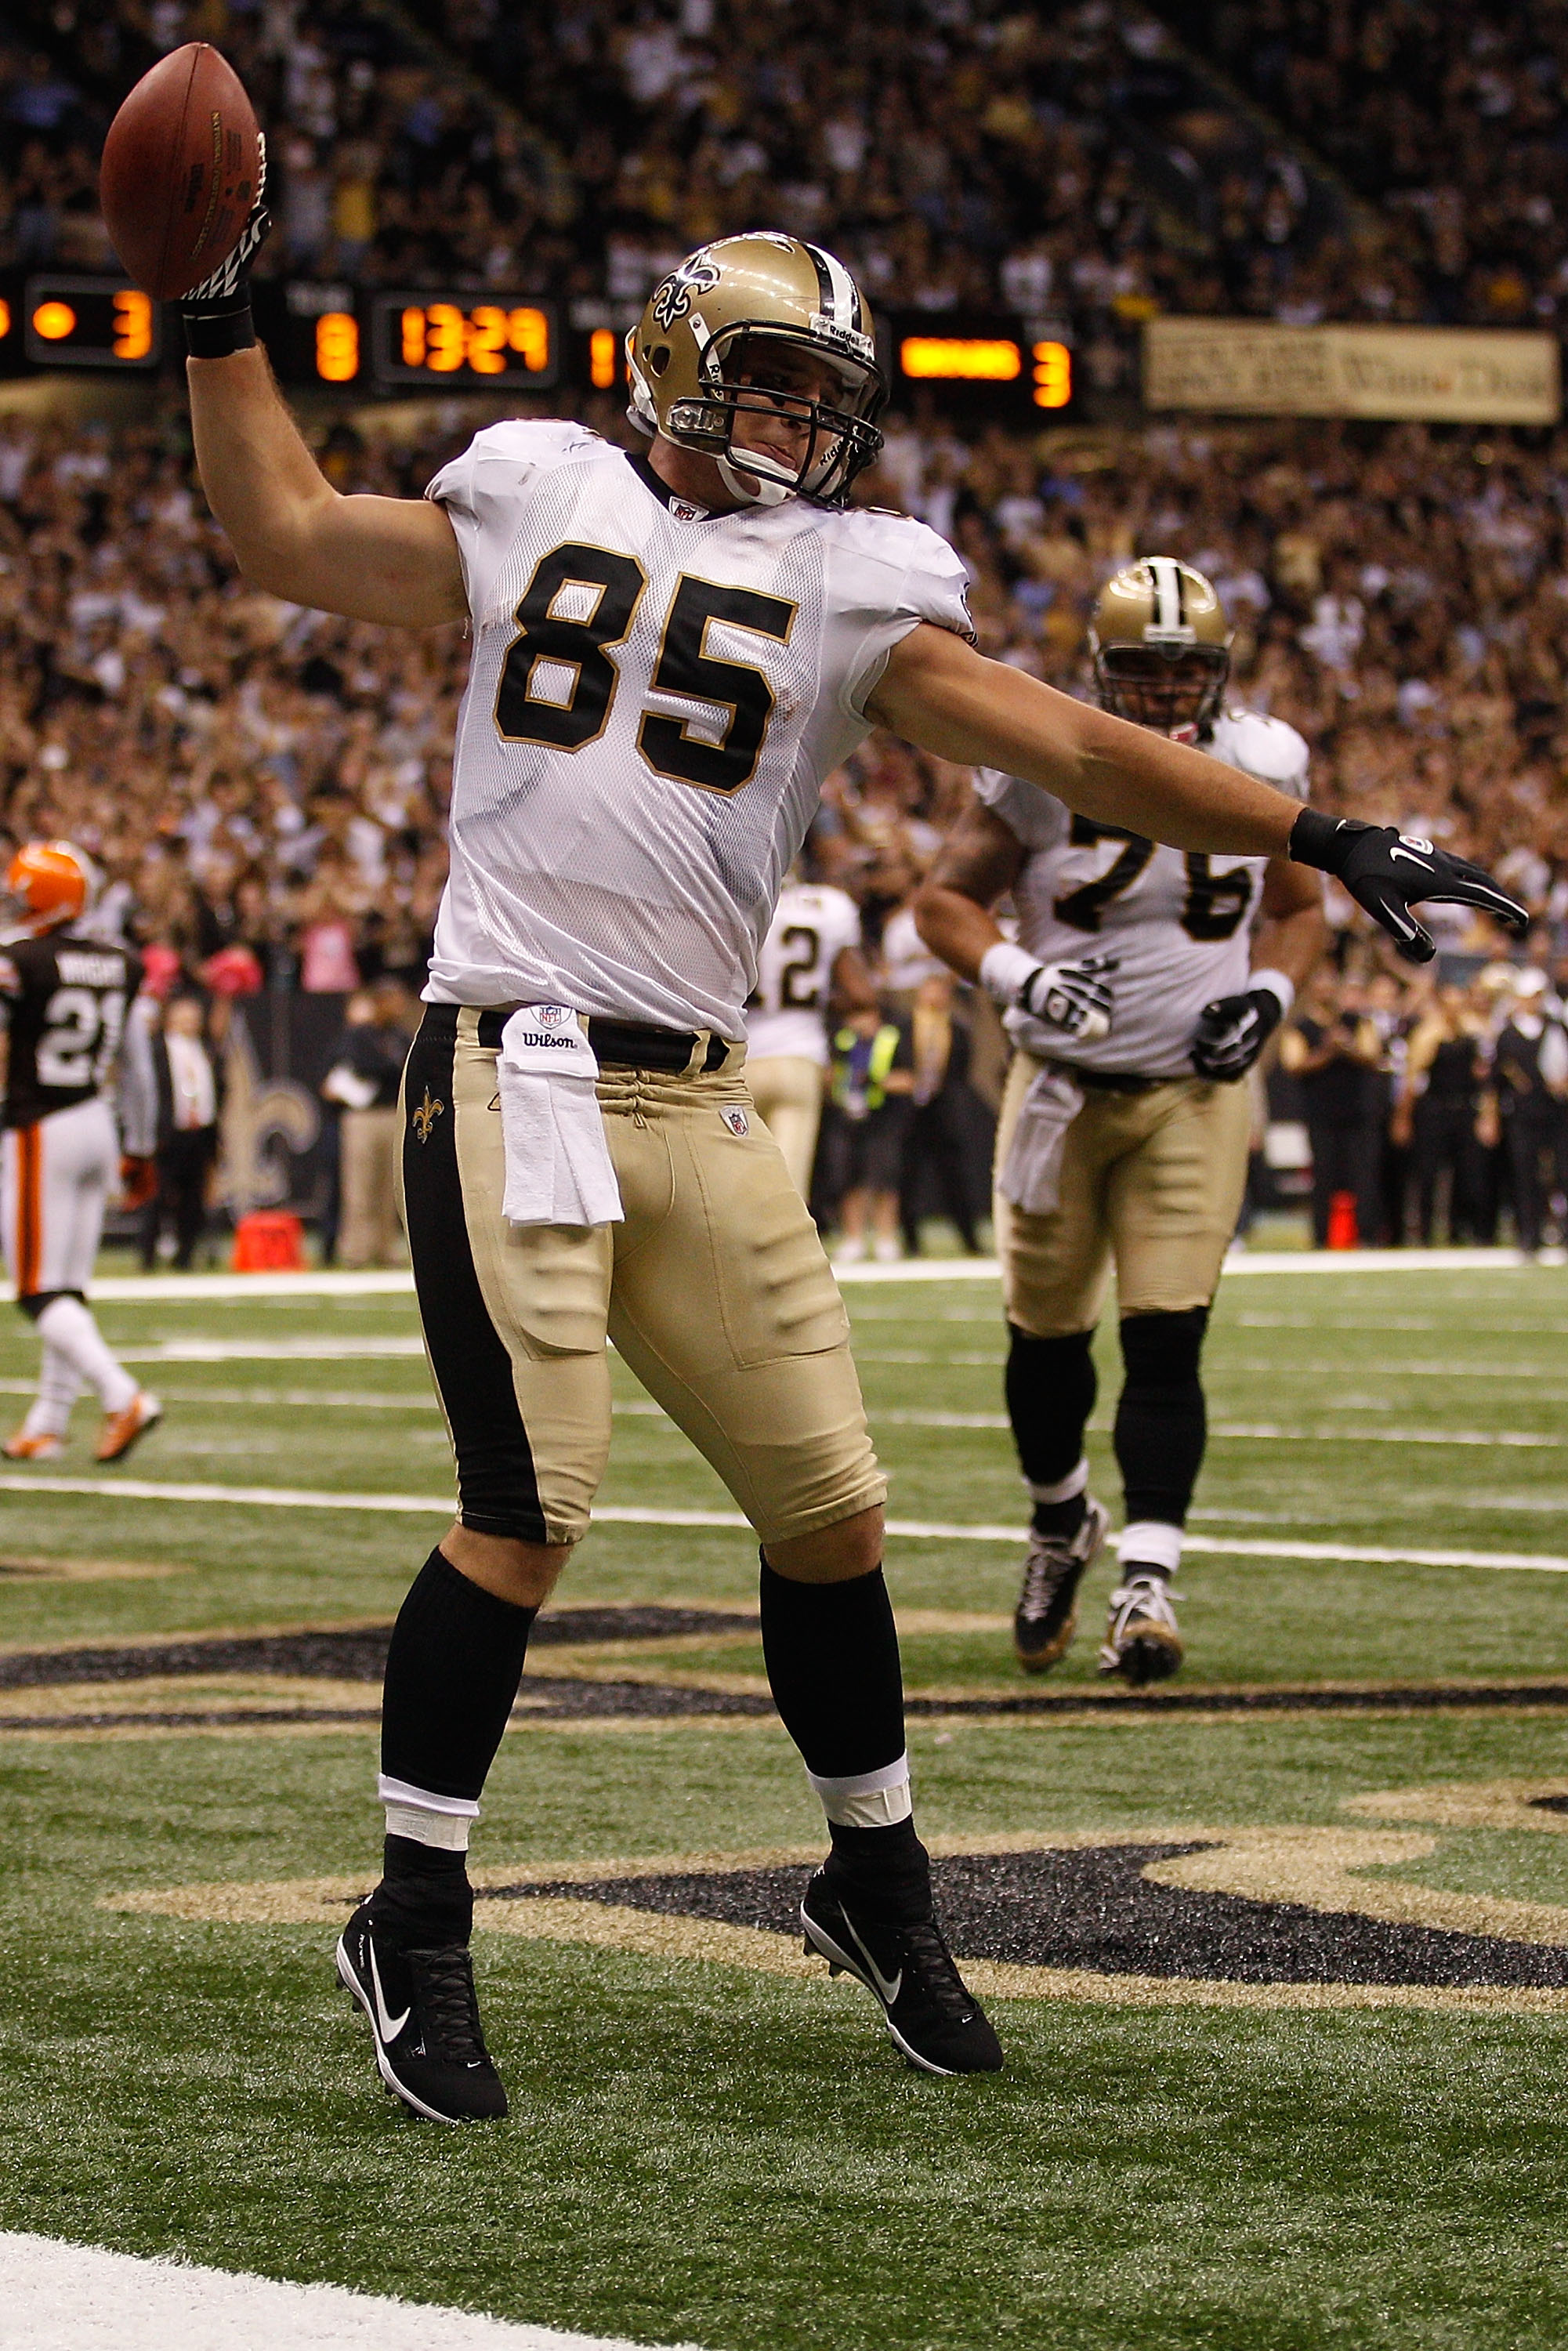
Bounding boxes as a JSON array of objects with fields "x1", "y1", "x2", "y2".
[{"x1": 719, "y1": 1107, "x2": 749, "y2": 1138}]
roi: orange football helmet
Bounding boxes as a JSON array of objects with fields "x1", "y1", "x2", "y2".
[{"x1": 4, "y1": 840, "x2": 92, "y2": 936}]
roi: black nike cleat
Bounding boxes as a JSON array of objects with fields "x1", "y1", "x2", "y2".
[
  {"x1": 801, "y1": 1870, "x2": 1004, "y2": 2076},
  {"x1": 1013, "y1": 1495, "x2": 1110, "y2": 1672},
  {"x1": 336, "y1": 1900, "x2": 508, "y2": 2124}
]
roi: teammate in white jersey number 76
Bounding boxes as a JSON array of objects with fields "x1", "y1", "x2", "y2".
[{"x1": 182, "y1": 212, "x2": 1528, "y2": 2116}]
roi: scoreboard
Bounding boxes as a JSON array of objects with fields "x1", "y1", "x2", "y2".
[
  {"x1": 2, "y1": 276, "x2": 161, "y2": 370},
  {"x1": 0, "y1": 275, "x2": 1074, "y2": 420}
]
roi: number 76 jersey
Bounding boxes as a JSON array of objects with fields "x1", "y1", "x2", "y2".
[
  {"x1": 425, "y1": 419, "x2": 971, "y2": 1034},
  {"x1": 0, "y1": 930, "x2": 141, "y2": 1128},
  {"x1": 976, "y1": 708, "x2": 1309, "y2": 1079}
]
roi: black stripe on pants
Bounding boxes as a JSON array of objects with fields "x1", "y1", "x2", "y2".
[{"x1": 401, "y1": 1006, "x2": 547, "y2": 1543}]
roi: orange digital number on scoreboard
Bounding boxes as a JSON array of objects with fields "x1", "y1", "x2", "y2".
[
  {"x1": 315, "y1": 312, "x2": 360, "y2": 382},
  {"x1": 1032, "y1": 340, "x2": 1072, "y2": 408},
  {"x1": 390, "y1": 299, "x2": 552, "y2": 382}
]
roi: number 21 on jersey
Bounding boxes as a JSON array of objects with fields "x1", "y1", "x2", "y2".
[{"x1": 494, "y1": 542, "x2": 796, "y2": 795}]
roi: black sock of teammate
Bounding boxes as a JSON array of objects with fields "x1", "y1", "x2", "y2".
[
  {"x1": 1005, "y1": 1324, "x2": 1097, "y2": 1537},
  {"x1": 759, "y1": 1556, "x2": 931, "y2": 1921},
  {"x1": 1115, "y1": 1309, "x2": 1208, "y2": 1526},
  {"x1": 380, "y1": 1548, "x2": 537, "y2": 1806}
]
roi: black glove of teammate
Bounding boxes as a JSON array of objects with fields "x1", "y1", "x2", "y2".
[
  {"x1": 1289, "y1": 809, "x2": 1528, "y2": 965},
  {"x1": 1021, "y1": 951, "x2": 1117, "y2": 1041},
  {"x1": 180, "y1": 132, "x2": 271, "y2": 358},
  {"x1": 1190, "y1": 985, "x2": 1284, "y2": 1080}
]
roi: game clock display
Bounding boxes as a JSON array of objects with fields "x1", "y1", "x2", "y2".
[{"x1": 370, "y1": 294, "x2": 558, "y2": 389}]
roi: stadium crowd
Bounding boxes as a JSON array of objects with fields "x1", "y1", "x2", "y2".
[{"x1": 5, "y1": 0, "x2": 1539, "y2": 381}]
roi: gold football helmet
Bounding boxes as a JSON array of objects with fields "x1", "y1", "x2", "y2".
[
  {"x1": 1088, "y1": 558, "x2": 1230, "y2": 735},
  {"x1": 627, "y1": 233, "x2": 885, "y2": 508}
]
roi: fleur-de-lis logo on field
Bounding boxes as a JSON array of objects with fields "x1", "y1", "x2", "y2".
[{"x1": 411, "y1": 1087, "x2": 445, "y2": 1144}]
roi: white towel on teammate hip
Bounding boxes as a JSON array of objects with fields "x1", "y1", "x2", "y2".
[
  {"x1": 998, "y1": 1063, "x2": 1084, "y2": 1216},
  {"x1": 496, "y1": 1005, "x2": 624, "y2": 1228}
]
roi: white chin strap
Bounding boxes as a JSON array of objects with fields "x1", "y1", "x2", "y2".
[{"x1": 715, "y1": 450, "x2": 795, "y2": 507}]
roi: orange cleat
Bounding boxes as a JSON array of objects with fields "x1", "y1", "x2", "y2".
[
  {"x1": 3, "y1": 1428, "x2": 63, "y2": 1460},
  {"x1": 95, "y1": 1390, "x2": 163, "y2": 1463}
]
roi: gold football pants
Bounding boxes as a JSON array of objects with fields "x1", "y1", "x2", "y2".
[
  {"x1": 995, "y1": 1050, "x2": 1252, "y2": 1336},
  {"x1": 399, "y1": 1007, "x2": 884, "y2": 1549}
]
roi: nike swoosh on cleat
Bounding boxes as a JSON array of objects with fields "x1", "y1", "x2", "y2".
[
  {"x1": 368, "y1": 1943, "x2": 410, "y2": 2044},
  {"x1": 843, "y1": 1915, "x2": 903, "y2": 2006}
]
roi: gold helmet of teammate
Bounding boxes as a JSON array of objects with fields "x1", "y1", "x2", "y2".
[
  {"x1": 1088, "y1": 557, "x2": 1231, "y2": 736},
  {"x1": 2, "y1": 839, "x2": 94, "y2": 936},
  {"x1": 626, "y1": 233, "x2": 885, "y2": 509}
]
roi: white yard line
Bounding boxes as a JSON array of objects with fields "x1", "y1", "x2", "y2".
[
  {"x1": 0, "y1": 1472, "x2": 1564, "y2": 1573},
  {"x1": 0, "y1": 2232, "x2": 700, "y2": 2351},
  {"x1": 81, "y1": 1247, "x2": 1566, "y2": 1308}
]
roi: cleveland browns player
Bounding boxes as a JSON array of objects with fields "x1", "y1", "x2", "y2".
[
  {"x1": 179, "y1": 204, "x2": 1525, "y2": 2121},
  {"x1": 916, "y1": 560, "x2": 1329, "y2": 1686},
  {"x1": 746, "y1": 871, "x2": 875, "y2": 1197},
  {"x1": 0, "y1": 842, "x2": 161, "y2": 1462}
]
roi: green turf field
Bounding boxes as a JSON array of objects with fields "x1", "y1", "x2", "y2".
[{"x1": 3, "y1": 1260, "x2": 1568, "y2": 2349}]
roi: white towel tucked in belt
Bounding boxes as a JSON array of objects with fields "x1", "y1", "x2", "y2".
[
  {"x1": 998, "y1": 1063, "x2": 1084, "y2": 1215},
  {"x1": 496, "y1": 1005, "x2": 623, "y2": 1228}
]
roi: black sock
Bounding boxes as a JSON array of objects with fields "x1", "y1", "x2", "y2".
[
  {"x1": 759, "y1": 1555, "x2": 930, "y2": 1921},
  {"x1": 1005, "y1": 1324, "x2": 1097, "y2": 1535},
  {"x1": 1031, "y1": 1491, "x2": 1087, "y2": 1539},
  {"x1": 1115, "y1": 1309, "x2": 1208, "y2": 1526},
  {"x1": 380, "y1": 1548, "x2": 537, "y2": 1803},
  {"x1": 376, "y1": 1836, "x2": 473, "y2": 1945}
]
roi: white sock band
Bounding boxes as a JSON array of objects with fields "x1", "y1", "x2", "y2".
[
  {"x1": 1028, "y1": 1457, "x2": 1088, "y2": 1505},
  {"x1": 377, "y1": 1773, "x2": 480, "y2": 1819},
  {"x1": 34, "y1": 1295, "x2": 138, "y2": 1414},
  {"x1": 806, "y1": 1754, "x2": 914, "y2": 1828},
  {"x1": 1117, "y1": 1520, "x2": 1184, "y2": 1578},
  {"x1": 384, "y1": 1803, "x2": 470, "y2": 1853}
]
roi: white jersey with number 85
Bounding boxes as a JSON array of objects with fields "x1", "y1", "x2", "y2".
[{"x1": 424, "y1": 419, "x2": 971, "y2": 1035}]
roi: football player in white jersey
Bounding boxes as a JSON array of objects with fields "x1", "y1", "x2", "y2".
[
  {"x1": 181, "y1": 205, "x2": 1525, "y2": 2119},
  {"x1": 746, "y1": 871, "x2": 873, "y2": 1197},
  {"x1": 917, "y1": 560, "x2": 1337, "y2": 1686}
]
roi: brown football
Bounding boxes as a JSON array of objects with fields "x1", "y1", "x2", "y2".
[{"x1": 100, "y1": 43, "x2": 261, "y2": 302}]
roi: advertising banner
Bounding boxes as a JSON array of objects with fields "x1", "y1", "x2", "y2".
[{"x1": 1143, "y1": 320, "x2": 1560, "y2": 425}]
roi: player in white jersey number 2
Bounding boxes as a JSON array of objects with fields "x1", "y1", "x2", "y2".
[
  {"x1": 746, "y1": 877, "x2": 873, "y2": 1197},
  {"x1": 183, "y1": 211, "x2": 1526, "y2": 2116},
  {"x1": 917, "y1": 560, "x2": 1334, "y2": 1687}
]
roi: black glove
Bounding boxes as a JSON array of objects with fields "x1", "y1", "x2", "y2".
[
  {"x1": 1020, "y1": 951, "x2": 1117, "y2": 1041},
  {"x1": 180, "y1": 131, "x2": 270, "y2": 358},
  {"x1": 1289, "y1": 809, "x2": 1528, "y2": 965},
  {"x1": 1191, "y1": 985, "x2": 1284, "y2": 1079}
]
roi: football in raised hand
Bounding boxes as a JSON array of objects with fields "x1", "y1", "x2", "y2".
[{"x1": 100, "y1": 43, "x2": 261, "y2": 302}]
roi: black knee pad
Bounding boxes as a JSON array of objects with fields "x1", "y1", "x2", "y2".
[
  {"x1": 1114, "y1": 1307, "x2": 1209, "y2": 1527},
  {"x1": 1005, "y1": 1323, "x2": 1098, "y2": 1489},
  {"x1": 16, "y1": 1289, "x2": 84, "y2": 1324}
]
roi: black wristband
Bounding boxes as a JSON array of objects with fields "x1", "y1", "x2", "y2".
[
  {"x1": 183, "y1": 298, "x2": 256, "y2": 359},
  {"x1": 1288, "y1": 806, "x2": 1345, "y2": 871}
]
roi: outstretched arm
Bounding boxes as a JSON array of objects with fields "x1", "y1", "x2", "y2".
[
  {"x1": 186, "y1": 347, "x2": 465, "y2": 625},
  {"x1": 872, "y1": 625, "x2": 1528, "y2": 962},
  {"x1": 870, "y1": 624, "x2": 1297, "y2": 857}
]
